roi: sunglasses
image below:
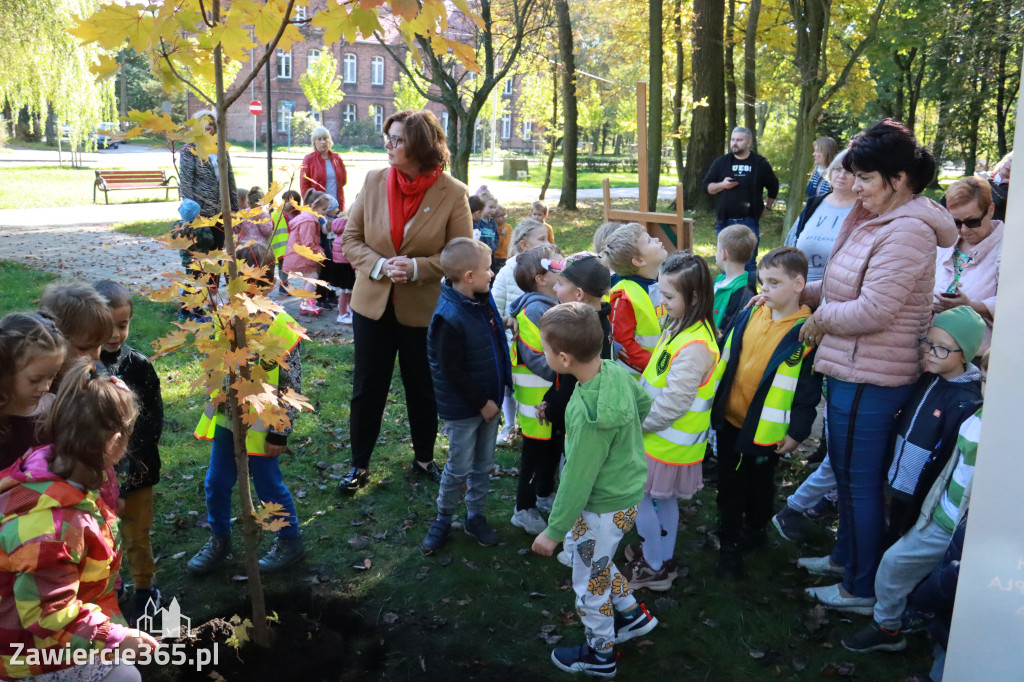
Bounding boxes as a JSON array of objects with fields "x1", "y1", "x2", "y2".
[{"x1": 953, "y1": 215, "x2": 984, "y2": 230}]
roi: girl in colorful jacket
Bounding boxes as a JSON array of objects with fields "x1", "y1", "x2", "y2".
[
  {"x1": 0, "y1": 359, "x2": 157, "y2": 681},
  {"x1": 283, "y1": 190, "x2": 330, "y2": 316}
]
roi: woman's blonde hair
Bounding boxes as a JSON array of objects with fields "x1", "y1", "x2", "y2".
[
  {"x1": 311, "y1": 126, "x2": 333, "y2": 147},
  {"x1": 599, "y1": 223, "x2": 647, "y2": 276},
  {"x1": 813, "y1": 137, "x2": 839, "y2": 168},
  {"x1": 509, "y1": 219, "x2": 548, "y2": 256}
]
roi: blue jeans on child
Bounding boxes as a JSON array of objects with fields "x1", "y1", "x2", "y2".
[
  {"x1": 205, "y1": 425, "x2": 300, "y2": 538},
  {"x1": 436, "y1": 415, "x2": 500, "y2": 516},
  {"x1": 715, "y1": 217, "x2": 760, "y2": 272},
  {"x1": 826, "y1": 378, "x2": 913, "y2": 598}
]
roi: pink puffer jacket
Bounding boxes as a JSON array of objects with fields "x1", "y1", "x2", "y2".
[{"x1": 803, "y1": 196, "x2": 957, "y2": 387}]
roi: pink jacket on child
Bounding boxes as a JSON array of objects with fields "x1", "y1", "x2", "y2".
[
  {"x1": 803, "y1": 196, "x2": 958, "y2": 387},
  {"x1": 236, "y1": 211, "x2": 273, "y2": 246},
  {"x1": 330, "y1": 217, "x2": 350, "y2": 264},
  {"x1": 282, "y1": 211, "x2": 323, "y2": 274}
]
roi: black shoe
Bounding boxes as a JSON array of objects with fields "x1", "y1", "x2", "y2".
[
  {"x1": 464, "y1": 515, "x2": 500, "y2": 547},
  {"x1": 338, "y1": 467, "x2": 369, "y2": 494},
  {"x1": 551, "y1": 643, "x2": 616, "y2": 677},
  {"x1": 421, "y1": 517, "x2": 452, "y2": 554},
  {"x1": 411, "y1": 460, "x2": 442, "y2": 483}
]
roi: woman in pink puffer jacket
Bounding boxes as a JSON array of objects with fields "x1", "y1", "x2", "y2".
[{"x1": 799, "y1": 120, "x2": 958, "y2": 613}]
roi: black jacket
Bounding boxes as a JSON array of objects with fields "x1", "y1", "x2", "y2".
[
  {"x1": 100, "y1": 343, "x2": 164, "y2": 495},
  {"x1": 711, "y1": 307, "x2": 821, "y2": 454}
]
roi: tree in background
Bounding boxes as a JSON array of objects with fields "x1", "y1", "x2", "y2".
[
  {"x1": 556, "y1": 0, "x2": 578, "y2": 210},
  {"x1": 299, "y1": 51, "x2": 344, "y2": 122},
  {"x1": 393, "y1": 52, "x2": 428, "y2": 111},
  {"x1": 683, "y1": 0, "x2": 725, "y2": 211}
]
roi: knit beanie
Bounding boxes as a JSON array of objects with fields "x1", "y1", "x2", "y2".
[
  {"x1": 178, "y1": 198, "x2": 201, "y2": 222},
  {"x1": 932, "y1": 305, "x2": 985, "y2": 361}
]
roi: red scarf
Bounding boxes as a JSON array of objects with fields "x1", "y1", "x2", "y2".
[{"x1": 387, "y1": 166, "x2": 442, "y2": 253}]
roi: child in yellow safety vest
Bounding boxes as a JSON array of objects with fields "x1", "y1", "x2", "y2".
[
  {"x1": 507, "y1": 244, "x2": 564, "y2": 535},
  {"x1": 600, "y1": 223, "x2": 668, "y2": 379},
  {"x1": 187, "y1": 243, "x2": 306, "y2": 577},
  {"x1": 624, "y1": 252, "x2": 720, "y2": 591},
  {"x1": 710, "y1": 247, "x2": 822, "y2": 579}
]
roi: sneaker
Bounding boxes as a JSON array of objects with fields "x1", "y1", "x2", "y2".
[
  {"x1": 797, "y1": 555, "x2": 844, "y2": 576},
  {"x1": 258, "y1": 535, "x2": 305, "y2": 572},
  {"x1": 805, "y1": 583, "x2": 876, "y2": 616},
  {"x1": 129, "y1": 586, "x2": 162, "y2": 627},
  {"x1": 614, "y1": 603, "x2": 658, "y2": 643},
  {"x1": 624, "y1": 557, "x2": 673, "y2": 591},
  {"x1": 464, "y1": 515, "x2": 500, "y2": 547},
  {"x1": 318, "y1": 300, "x2": 335, "y2": 311},
  {"x1": 421, "y1": 517, "x2": 452, "y2": 554},
  {"x1": 623, "y1": 543, "x2": 679, "y2": 580},
  {"x1": 510, "y1": 506, "x2": 547, "y2": 535},
  {"x1": 557, "y1": 550, "x2": 572, "y2": 567},
  {"x1": 805, "y1": 493, "x2": 839, "y2": 521},
  {"x1": 299, "y1": 301, "x2": 321, "y2": 316},
  {"x1": 550, "y1": 643, "x2": 616, "y2": 678},
  {"x1": 842, "y1": 621, "x2": 907, "y2": 653},
  {"x1": 900, "y1": 608, "x2": 931, "y2": 634},
  {"x1": 186, "y1": 535, "x2": 232, "y2": 576},
  {"x1": 495, "y1": 424, "x2": 516, "y2": 446},
  {"x1": 338, "y1": 312, "x2": 353, "y2": 325},
  {"x1": 772, "y1": 506, "x2": 806, "y2": 543},
  {"x1": 535, "y1": 494, "x2": 555, "y2": 514}
]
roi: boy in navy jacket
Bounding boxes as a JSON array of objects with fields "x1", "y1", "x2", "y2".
[{"x1": 422, "y1": 238, "x2": 512, "y2": 554}]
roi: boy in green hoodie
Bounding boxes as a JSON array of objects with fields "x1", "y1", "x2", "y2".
[{"x1": 531, "y1": 302, "x2": 659, "y2": 677}]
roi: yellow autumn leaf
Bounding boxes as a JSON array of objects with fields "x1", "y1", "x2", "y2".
[
  {"x1": 391, "y1": 0, "x2": 421, "y2": 20},
  {"x1": 292, "y1": 244, "x2": 327, "y2": 263},
  {"x1": 90, "y1": 53, "x2": 121, "y2": 81},
  {"x1": 206, "y1": 22, "x2": 256, "y2": 63}
]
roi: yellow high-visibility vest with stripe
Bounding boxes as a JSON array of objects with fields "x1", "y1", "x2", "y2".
[
  {"x1": 194, "y1": 312, "x2": 302, "y2": 456},
  {"x1": 713, "y1": 308, "x2": 812, "y2": 446},
  {"x1": 610, "y1": 278, "x2": 664, "y2": 379},
  {"x1": 640, "y1": 320, "x2": 720, "y2": 464},
  {"x1": 510, "y1": 309, "x2": 553, "y2": 440},
  {"x1": 270, "y1": 211, "x2": 289, "y2": 260}
]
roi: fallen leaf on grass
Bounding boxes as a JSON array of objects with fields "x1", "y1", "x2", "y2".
[
  {"x1": 231, "y1": 575, "x2": 248, "y2": 582},
  {"x1": 820, "y1": 662, "x2": 856, "y2": 677},
  {"x1": 529, "y1": 591, "x2": 546, "y2": 599},
  {"x1": 416, "y1": 566, "x2": 431, "y2": 580},
  {"x1": 801, "y1": 604, "x2": 830, "y2": 636},
  {"x1": 372, "y1": 530, "x2": 388, "y2": 541},
  {"x1": 456, "y1": 599, "x2": 471, "y2": 606},
  {"x1": 437, "y1": 555, "x2": 453, "y2": 567},
  {"x1": 170, "y1": 551, "x2": 186, "y2": 560},
  {"x1": 348, "y1": 536, "x2": 370, "y2": 550},
  {"x1": 382, "y1": 612, "x2": 399, "y2": 624},
  {"x1": 701, "y1": 618, "x2": 719, "y2": 628},
  {"x1": 537, "y1": 624, "x2": 562, "y2": 645},
  {"x1": 462, "y1": 559, "x2": 480, "y2": 571},
  {"x1": 352, "y1": 558, "x2": 372, "y2": 571}
]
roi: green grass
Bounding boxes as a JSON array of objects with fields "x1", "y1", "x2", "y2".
[
  {"x1": 481, "y1": 164, "x2": 679, "y2": 191},
  {"x1": 112, "y1": 219, "x2": 171, "y2": 239},
  {"x1": 0, "y1": 166, "x2": 180, "y2": 209}
]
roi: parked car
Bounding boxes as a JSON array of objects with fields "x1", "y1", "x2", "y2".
[{"x1": 94, "y1": 122, "x2": 119, "y2": 149}]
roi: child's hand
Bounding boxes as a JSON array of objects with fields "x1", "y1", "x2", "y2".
[
  {"x1": 480, "y1": 399, "x2": 499, "y2": 421},
  {"x1": 504, "y1": 316, "x2": 519, "y2": 337},
  {"x1": 265, "y1": 443, "x2": 286, "y2": 457},
  {"x1": 531, "y1": 532, "x2": 557, "y2": 556},
  {"x1": 536, "y1": 401, "x2": 548, "y2": 425},
  {"x1": 119, "y1": 629, "x2": 160, "y2": 655},
  {"x1": 775, "y1": 435, "x2": 799, "y2": 455}
]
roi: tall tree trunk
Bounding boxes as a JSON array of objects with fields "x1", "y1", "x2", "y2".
[
  {"x1": 647, "y1": 0, "x2": 664, "y2": 210},
  {"x1": 742, "y1": 0, "x2": 761, "y2": 146},
  {"x1": 930, "y1": 97, "x2": 954, "y2": 188},
  {"x1": 673, "y1": 0, "x2": 685, "y2": 183},
  {"x1": 556, "y1": 0, "x2": 577, "y2": 210},
  {"x1": 907, "y1": 55, "x2": 926, "y2": 133},
  {"x1": 963, "y1": 76, "x2": 988, "y2": 175},
  {"x1": 683, "y1": 0, "x2": 726, "y2": 211},
  {"x1": 724, "y1": 0, "x2": 737, "y2": 131},
  {"x1": 540, "y1": 55, "x2": 559, "y2": 200}
]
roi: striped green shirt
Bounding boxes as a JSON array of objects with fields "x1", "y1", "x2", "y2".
[{"x1": 933, "y1": 407, "x2": 983, "y2": 533}]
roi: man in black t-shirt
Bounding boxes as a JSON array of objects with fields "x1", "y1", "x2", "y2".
[{"x1": 702, "y1": 127, "x2": 780, "y2": 271}]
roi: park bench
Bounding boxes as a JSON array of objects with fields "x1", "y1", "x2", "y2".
[{"x1": 93, "y1": 170, "x2": 179, "y2": 204}]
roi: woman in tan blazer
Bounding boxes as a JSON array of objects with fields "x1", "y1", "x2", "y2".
[{"x1": 339, "y1": 110, "x2": 473, "y2": 493}]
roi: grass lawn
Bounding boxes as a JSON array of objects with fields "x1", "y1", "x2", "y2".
[
  {"x1": 113, "y1": 219, "x2": 172, "y2": 239},
  {"x1": 0, "y1": 166, "x2": 180, "y2": 209},
  {"x1": 0, "y1": 206, "x2": 934, "y2": 679}
]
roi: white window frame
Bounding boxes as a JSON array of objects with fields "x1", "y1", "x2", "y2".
[
  {"x1": 277, "y1": 102, "x2": 294, "y2": 132},
  {"x1": 501, "y1": 113, "x2": 511, "y2": 140},
  {"x1": 343, "y1": 54, "x2": 357, "y2": 84},
  {"x1": 294, "y1": 5, "x2": 306, "y2": 20},
  {"x1": 277, "y1": 49, "x2": 292, "y2": 79},
  {"x1": 522, "y1": 120, "x2": 532, "y2": 141},
  {"x1": 371, "y1": 56, "x2": 384, "y2": 86},
  {"x1": 371, "y1": 105, "x2": 384, "y2": 132},
  {"x1": 343, "y1": 103, "x2": 357, "y2": 124},
  {"x1": 307, "y1": 49, "x2": 320, "y2": 68},
  {"x1": 503, "y1": 78, "x2": 514, "y2": 95},
  {"x1": 441, "y1": 111, "x2": 449, "y2": 133}
]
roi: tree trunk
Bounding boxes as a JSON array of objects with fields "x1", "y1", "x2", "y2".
[
  {"x1": 540, "y1": 54, "x2": 559, "y2": 200},
  {"x1": 683, "y1": 0, "x2": 726, "y2": 211},
  {"x1": 930, "y1": 97, "x2": 954, "y2": 188},
  {"x1": 742, "y1": 0, "x2": 761, "y2": 146},
  {"x1": 673, "y1": 0, "x2": 685, "y2": 184},
  {"x1": 907, "y1": 54, "x2": 926, "y2": 133},
  {"x1": 647, "y1": 0, "x2": 664, "y2": 210},
  {"x1": 724, "y1": 0, "x2": 737, "y2": 132},
  {"x1": 963, "y1": 76, "x2": 988, "y2": 175},
  {"x1": 557, "y1": 0, "x2": 577, "y2": 210}
]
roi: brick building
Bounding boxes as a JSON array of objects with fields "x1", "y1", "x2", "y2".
[{"x1": 189, "y1": 3, "x2": 538, "y2": 152}]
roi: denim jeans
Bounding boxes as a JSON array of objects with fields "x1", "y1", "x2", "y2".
[
  {"x1": 826, "y1": 378, "x2": 914, "y2": 597},
  {"x1": 436, "y1": 414, "x2": 500, "y2": 516},
  {"x1": 205, "y1": 425, "x2": 300, "y2": 538},
  {"x1": 715, "y1": 217, "x2": 760, "y2": 272}
]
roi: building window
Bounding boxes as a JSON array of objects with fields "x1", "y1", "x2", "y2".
[
  {"x1": 501, "y1": 113, "x2": 511, "y2": 140},
  {"x1": 308, "y1": 49, "x2": 320, "y2": 68},
  {"x1": 343, "y1": 103, "x2": 357, "y2": 124},
  {"x1": 343, "y1": 54, "x2": 357, "y2": 84},
  {"x1": 277, "y1": 50, "x2": 291, "y2": 79},
  {"x1": 294, "y1": 5, "x2": 306, "y2": 20},
  {"x1": 441, "y1": 111, "x2": 449, "y2": 132},
  {"x1": 371, "y1": 56, "x2": 385, "y2": 86},
  {"x1": 371, "y1": 105, "x2": 384, "y2": 132},
  {"x1": 311, "y1": 111, "x2": 322, "y2": 123},
  {"x1": 522, "y1": 120, "x2": 532, "y2": 141},
  {"x1": 503, "y1": 78, "x2": 514, "y2": 95},
  {"x1": 278, "y1": 102, "x2": 294, "y2": 132}
]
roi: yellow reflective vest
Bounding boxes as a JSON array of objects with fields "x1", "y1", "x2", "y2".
[
  {"x1": 610, "y1": 278, "x2": 665, "y2": 379},
  {"x1": 194, "y1": 311, "x2": 302, "y2": 456},
  {"x1": 640, "y1": 320, "x2": 720, "y2": 465},
  {"x1": 510, "y1": 309, "x2": 553, "y2": 440},
  {"x1": 713, "y1": 308, "x2": 813, "y2": 447},
  {"x1": 270, "y1": 211, "x2": 289, "y2": 260}
]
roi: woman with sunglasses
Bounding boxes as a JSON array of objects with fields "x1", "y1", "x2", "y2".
[
  {"x1": 338, "y1": 110, "x2": 473, "y2": 494},
  {"x1": 797, "y1": 119, "x2": 958, "y2": 615},
  {"x1": 934, "y1": 176, "x2": 1003, "y2": 357}
]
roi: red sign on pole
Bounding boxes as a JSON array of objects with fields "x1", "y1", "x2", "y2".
[{"x1": 249, "y1": 100, "x2": 263, "y2": 115}]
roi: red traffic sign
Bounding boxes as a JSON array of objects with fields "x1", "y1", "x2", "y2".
[{"x1": 249, "y1": 100, "x2": 263, "y2": 115}]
